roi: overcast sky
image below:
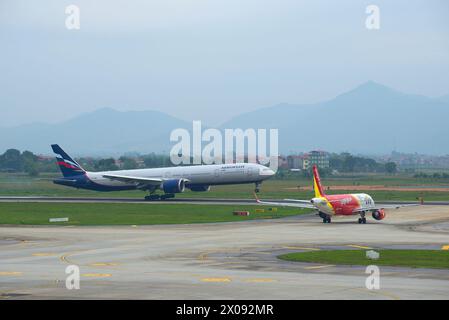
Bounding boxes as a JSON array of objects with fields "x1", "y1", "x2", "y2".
[{"x1": 1, "y1": 0, "x2": 448, "y2": 127}]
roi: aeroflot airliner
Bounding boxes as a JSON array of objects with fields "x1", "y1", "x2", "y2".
[
  {"x1": 255, "y1": 165, "x2": 417, "y2": 224},
  {"x1": 51, "y1": 144, "x2": 275, "y2": 200}
]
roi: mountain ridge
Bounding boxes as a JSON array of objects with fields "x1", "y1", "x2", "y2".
[{"x1": 2, "y1": 81, "x2": 449, "y2": 155}]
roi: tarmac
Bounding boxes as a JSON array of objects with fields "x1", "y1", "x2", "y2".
[{"x1": 1, "y1": 203, "x2": 449, "y2": 299}]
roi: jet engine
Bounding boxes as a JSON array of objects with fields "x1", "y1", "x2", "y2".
[
  {"x1": 189, "y1": 185, "x2": 211, "y2": 192},
  {"x1": 372, "y1": 209, "x2": 386, "y2": 220},
  {"x1": 162, "y1": 179, "x2": 186, "y2": 193}
]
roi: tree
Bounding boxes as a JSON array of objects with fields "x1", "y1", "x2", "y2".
[
  {"x1": 385, "y1": 162, "x2": 397, "y2": 174},
  {"x1": 22, "y1": 150, "x2": 39, "y2": 176},
  {"x1": 119, "y1": 157, "x2": 138, "y2": 170},
  {"x1": 95, "y1": 158, "x2": 118, "y2": 171},
  {"x1": 0, "y1": 149, "x2": 22, "y2": 171}
]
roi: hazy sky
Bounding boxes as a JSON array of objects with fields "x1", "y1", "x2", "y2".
[{"x1": 1, "y1": 0, "x2": 448, "y2": 127}]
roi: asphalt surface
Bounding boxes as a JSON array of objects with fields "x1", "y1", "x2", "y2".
[
  {"x1": 0, "y1": 196, "x2": 443, "y2": 205},
  {"x1": 1, "y1": 205, "x2": 449, "y2": 299}
]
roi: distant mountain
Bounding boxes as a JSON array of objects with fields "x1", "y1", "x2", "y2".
[
  {"x1": 2, "y1": 82, "x2": 449, "y2": 156},
  {"x1": 438, "y1": 94, "x2": 449, "y2": 104},
  {"x1": 221, "y1": 81, "x2": 449, "y2": 154},
  {"x1": 0, "y1": 108, "x2": 190, "y2": 156}
]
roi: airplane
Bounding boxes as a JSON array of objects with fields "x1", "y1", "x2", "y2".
[
  {"x1": 51, "y1": 144, "x2": 275, "y2": 200},
  {"x1": 254, "y1": 165, "x2": 418, "y2": 224}
]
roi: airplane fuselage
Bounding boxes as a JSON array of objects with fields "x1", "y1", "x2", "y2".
[
  {"x1": 311, "y1": 193, "x2": 375, "y2": 216},
  {"x1": 54, "y1": 162, "x2": 275, "y2": 192}
]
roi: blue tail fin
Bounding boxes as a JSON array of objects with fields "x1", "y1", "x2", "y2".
[{"x1": 51, "y1": 144, "x2": 85, "y2": 177}]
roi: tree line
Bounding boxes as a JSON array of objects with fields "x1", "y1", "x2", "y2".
[
  {"x1": 329, "y1": 152, "x2": 397, "y2": 174},
  {"x1": 0, "y1": 148, "x2": 404, "y2": 177},
  {"x1": 0, "y1": 149, "x2": 173, "y2": 176}
]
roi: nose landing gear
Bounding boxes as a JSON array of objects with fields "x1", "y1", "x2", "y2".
[{"x1": 255, "y1": 182, "x2": 262, "y2": 193}]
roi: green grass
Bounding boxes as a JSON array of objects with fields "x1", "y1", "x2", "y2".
[
  {"x1": 1, "y1": 172, "x2": 449, "y2": 201},
  {"x1": 0, "y1": 202, "x2": 307, "y2": 226},
  {"x1": 278, "y1": 250, "x2": 449, "y2": 269}
]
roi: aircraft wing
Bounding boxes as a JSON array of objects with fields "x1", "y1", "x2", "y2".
[
  {"x1": 102, "y1": 174, "x2": 163, "y2": 185},
  {"x1": 284, "y1": 199, "x2": 314, "y2": 205},
  {"x1": 254, "y1": 193, "x2": 315, "y2": 209},
  {"x1": 352, "y1": 203, "x2": 420, "y2": 213}
]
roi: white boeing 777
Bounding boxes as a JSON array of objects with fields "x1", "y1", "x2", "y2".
[{"x1": 51, "y1": 144, "x2": 275, "y2": 200}]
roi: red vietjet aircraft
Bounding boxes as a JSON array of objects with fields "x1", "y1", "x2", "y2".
[{"x1": 255, "y1": 165, "x2": 417, "y2": 224}]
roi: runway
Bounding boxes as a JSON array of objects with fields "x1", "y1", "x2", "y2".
[
  {"x1": 1, "y1": 205, "x2": 449, "y2": 299},
  {"x1": 0, "y1": 196, "x2": 443, "y2": 206}
]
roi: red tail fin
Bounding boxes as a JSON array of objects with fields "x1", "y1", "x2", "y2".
[{"x1": 312, "y1": 165, "x2": 325, "y2": 197}]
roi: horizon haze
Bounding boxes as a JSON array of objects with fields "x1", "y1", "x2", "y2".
[
  {"x1": 2, "y1": 81, "x2": 449, "y2": 156},
  {"x1": 1, "y1": 0, "x2": 448, "y2": 127}
]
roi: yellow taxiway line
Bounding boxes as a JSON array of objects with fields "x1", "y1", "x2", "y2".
[
  {"x1": 201, "y1": 277, "x2": 231, "y2": 283},
  {"x1": 81, "y1": 273, "x2": 112, "y2": 278},
  {"x1": 89, "y1": 263, "x2": 119, "y2": 267},
  {"x1": 347, "y1": 245, "x2": 373, "y2": 250},
  {"x1": 0, "y1": 271, "x2": 23, "y2": 276},
  {"x1": 32, "y1": 253, "x2": 57, "y2": 257}
]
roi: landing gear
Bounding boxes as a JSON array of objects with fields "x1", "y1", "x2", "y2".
[
  {"x1": 322, "y1": 216, "x2": 331, "y2": 223},
  {"x1": 145, "y1": 194, "x2": 160, "y2": 201},
  {"x1": 318, "y1": 212, "x2": 331, "y2": 223},
  {"x1": 255, "y1": 182, "x2": 262, "y2": 193},
  {"x1": 144, "y1": 193, "x2": 175, "y2": 201},
  {"x1": 358, "y1": 212, "x2": 367, "y2": 224}
]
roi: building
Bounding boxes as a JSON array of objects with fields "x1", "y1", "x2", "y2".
[
  {"x1": 284, "y1": 151, "x2": 330, "y2": 170},
  {"x1": 287, "y1": 155, "x2": 304, "y2": 169},
  {"x1": 303, "y1": 150, "x2": 329, "y2": 170},
  {"x1": 278, "y1": 156, "x2": 289, "y2": 169}
]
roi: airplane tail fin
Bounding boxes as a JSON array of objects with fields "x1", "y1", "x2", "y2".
[
  {"x1": 312, "y1": 165, "x2": 325, "y2": 198},
  {"x1": 51, "y1": 144, "x2": 85, "y2": 177}
]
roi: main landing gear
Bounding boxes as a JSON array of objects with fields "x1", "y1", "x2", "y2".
[
  {"x1": 144, "y1": 193, "x2": 175, "y2": 201},
  {"x1": 323, "y1": 216, "x2": 331, "y2": 223},
  {"x1": 319, "y1": 212, "x2": 331, "y2": 223},
  {"x1": 358, "y1": 212, "x2": 367, "y2": 224}
]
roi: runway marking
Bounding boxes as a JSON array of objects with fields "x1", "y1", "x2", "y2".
[
  {"x1": 81, "y1": 273, "x2": 112, "y2": 278},
  {"x1": 282, "y1": 246, "x2": 320, "y2": 251},
  {"x1": 201, "y1": 277, "x2": 231, "y2": 283},
  {"x1": 32, "y1": 253, "x2": 56, "y2": 257},
  {"x1": 245, "y1": 278, "x2": 277, "y2": 283},
  {"x1": 90, "y1": 263, "x2": 119, "y2": 267},
  {"x1": 347, "y1": 245, "x2": 372, "y2": 250},
  {"x1": 0, "y1": 271, "x2": 23, "y2": 276},
  {"x1": 303, "y1": 265, "x2": 335, "y2": 270},
  {"x1": 442, "y1": 245, "x2": 449, "y2": 250},
  {"x1": 60, "y1": 250, "x2": 85, "y2": 265}
]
